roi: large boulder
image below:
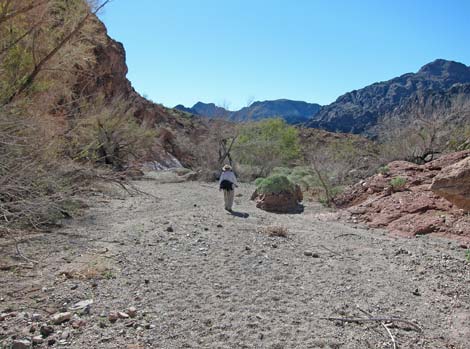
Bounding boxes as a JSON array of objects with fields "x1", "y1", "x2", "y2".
[
  {"x1": 431, "y1": 156, "x2": 470, "y2": 211},
  {"x1": 252, "y1": 185, "x2": 303, "y2": 213}
]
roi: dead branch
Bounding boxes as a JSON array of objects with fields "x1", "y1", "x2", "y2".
[
  {"x1": 11, "y1": 234, "x2": 38, "y2": 264},
  {"x1": 333, "y1": 233, "x2": 360, "y2": 239},
  {"x1": 320, "y1": 316, "x2": 423, "y2": 333},
  {"x1": 358, "y1": 307, "x2": 397, "y2": 349}
]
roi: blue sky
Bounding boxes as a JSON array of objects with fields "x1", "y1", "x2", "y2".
[{"x1": 99, "y1": 0, "x2": 470, "y2": 110}]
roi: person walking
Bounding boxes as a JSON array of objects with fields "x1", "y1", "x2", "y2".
[{"x1": 219, "y1": 164, "x2": 238, "y2": 212}]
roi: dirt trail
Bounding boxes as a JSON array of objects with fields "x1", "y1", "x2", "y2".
[{"x1": 1, "y1": 173, "x2": 470, "y2": 348}]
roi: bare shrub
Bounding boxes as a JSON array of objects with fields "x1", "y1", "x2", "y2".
[
  {"x1": 67, "y1": 98, "x2": 157, "y2": 169},
  {"x1": 259, "y1": 225, "x2": 288, "y2": 238},
  {"x1": 377, "y1": 114, "x2": 452, "y2": 164},
  {"x1": 181, "y1": 118, "x2": 238, "y2": 181},
  {"x1": 304, "y1": 137, "x2": 377, "y2": 206}
]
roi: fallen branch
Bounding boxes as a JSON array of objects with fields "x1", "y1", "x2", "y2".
[
  {"x1": 317, "y1": 244, "x2": 359, "y2": 261},
  {"x1": 334, "y1": 233, "x2": 360, "y2": 239},
  {"x1": 320, "y1": 316, "x2": 423, "y2": 333},
  {"x1": 358, "y1": 307, "x2": 397, "y2": 349},
  {"x1": 12, "y1": 235, "x2": 38, "y2": 264}
]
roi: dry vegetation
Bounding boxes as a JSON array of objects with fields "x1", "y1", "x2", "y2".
[
  {"x1": 0, "y1": 0, "x2": 156, "y2": 232},
  {"x1": 259, "y1": 225, "x2": 289, "y2": 238}
]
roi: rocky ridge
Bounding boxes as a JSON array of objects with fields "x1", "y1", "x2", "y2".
[
  {"x1": 307, "y1": 59, "x2": 470, "y2": 135},
  {"x1": 175, "y1": 99, "x2": 321, "y2": 124}
]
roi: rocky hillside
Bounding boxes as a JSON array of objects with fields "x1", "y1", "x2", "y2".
[
  {"x1": 307, "y1": 59, "x2": 470, "y2": 135},
  {"x1": 68, "y1": 13, "x2": 219, "y2": 168},
  {"x1": 175, "y1": 99, "x2": 321, "y2": 124}
]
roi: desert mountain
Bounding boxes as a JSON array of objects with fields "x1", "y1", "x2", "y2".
[
  {"x1": 175, "y1": 99, "x2": 321, "y2": 124},
  {"x1": 306, "y1": 59, "x2": 470, "y2": 135}
]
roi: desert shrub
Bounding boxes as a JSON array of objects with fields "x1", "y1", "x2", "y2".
[
  {"x1": 446, "y1": 124, "x2": 470, "y2": 151},
  {"x1": 390, "y1": 177, "x2": 407, "y2": 191},
  {"x1": 260, "y1": 166, "x2": 320, "y2": 192},
  {"x1": 182, "y1": 118, "x2": 239, "y2": 181},
  {"x1": 287, "y1": 167, "x2": 314, "y2": 187},
  {"x1": 271, "y1": 167, "x2": 292, "y2": 177},
  {"x1": 233, "y1": 118, "x2": 301, "y2": 177},
  {"x1": 0, "y1": 108, "x2": 81, "y2": 230},
  {"x1": 377, "y1": 165, "x2": 390, "y2": 175},
  {"x1": 297, "y1": 174, "x2": 320, "y2": 191},
  {"x1": 68, "y1": 99, "x2": 157, "y2": 169},
  {"x1": 259, "y1": 225, "x2": 288, "y2": 238},
  {"x1": 376, "y1": 114, "x2": 470, "y2": 164},
  {"x1": 256, "y1": 175, "x2": 295, "y2": 194},
  {"x1": 254, "y1": 177, "x2": 265, "y2": 186},
  {"x1": 318, "y1": 186, "x2": 344, "y2": 206}
]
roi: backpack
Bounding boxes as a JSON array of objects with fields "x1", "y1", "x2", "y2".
[{"x1": 220, "y1": 180, "x2": 233, "y2": 191}]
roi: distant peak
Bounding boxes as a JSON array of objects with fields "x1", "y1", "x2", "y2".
[{"x1": 418, "y1": 59, "x2": 469, "y2": 77}]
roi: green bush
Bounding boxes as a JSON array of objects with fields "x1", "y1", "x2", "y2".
[
  {"x1": 254, "y1": 177, "x2": 265, "y2": 186},
  {"x1": 233, "y1": 118, "x2": 301, "y2": 177},
  {"x1": 271, "y1": 167, "x2": 292, "y2": 177},
  {"x1": 377, "y1": 165, "x2": 390, "y2": 175},
  {"x1": 291, "y1": 166, "x2": 312, "y2": 178},
  {"x1": 390, "y1": 177, "x2": 407, "y2": 190},
  {"x1": 256, "y1": 174, "x2": 295, "y2": 194}
]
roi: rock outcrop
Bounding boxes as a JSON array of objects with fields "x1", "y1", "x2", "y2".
[
  {"x1": 336, "y1": 151, "x2": 470, "y2": 241},
  {"x1": 69, "y1": 14, "x2": 217, "y2": 169},
  {"x1": 431, "y1": 157, "x2": 470, "y2": 211},
  {"x1": 251, "y1": 185, "x2": 303, "y2": 213}
]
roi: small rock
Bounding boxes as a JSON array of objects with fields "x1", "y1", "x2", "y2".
[
  {"x1": 311, "y1": 253, "x2": 320, "y2": 258},
  {"x1": 61, "y1": 330, "x2": 70, "y2": 340},
  {"x1": 68, "y1": 299, "x2": 93, "y2": 314},
  {"x1": 118, "y1": 312, "x2": 129, "y2": 319},
  {"x1": 40, "y1": 325, "x2": 54, "y2": 337},
  {"x1": 0, "y1": 313, "x2": 6, "y2": 321},
  {"x1": 29, "y1": 324, "x2": 37, "y2": 334},
  {"x1": 216, "y1": 224, "x2": 223, "y2": 228},
  {"x1": 71, "y1": 319, "x2": 86, "y2": 329},
  {"x1": 245, "y1": 246, "x2": 251, "y2": 251},
  {"x1": 304, "y1": 251, "x2": 313, "y2": 257},
  {"x1": 12, "y1": 339, "x2": 31, "y2": 349},
  {"x1": 31, "y1": 313, "x2": 42, "y2": 322},
  {"x1": 166, "y1": 226, "x2": 174, "y2": 232},
  {"x1": 108, "y1": 312, "x2": 119, "y2": 323},
  {"x1": 51, "y1": 312, "x2": 72, "y2": 325},
  {"x1": 70, "y1": 285, "x2": 78, "y2": 290},
  {"x1": 32, "y1": 336, "x2": 44, "y2": 344},
  {"x1": 127, "y1": 307, "x2": 137, "y2": 318},
  {"x1": 144, "y1": 279, "x2": 150, "y2": 285},
  {"x1": 47, "y1": 338, "x2": 56, "y2": 346},
  {"x1": 412, "y1": 288, "x2": 421, "y2": 296}
]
